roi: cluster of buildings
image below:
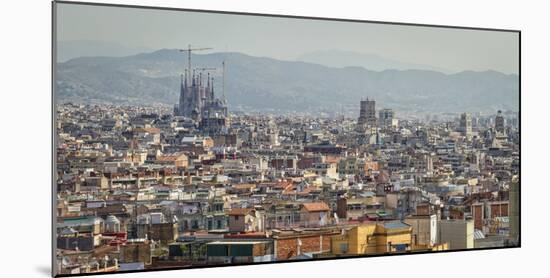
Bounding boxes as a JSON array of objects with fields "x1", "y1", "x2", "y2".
[{"x1": 55, "y1": 62, "x2": 519, "y2": 275}]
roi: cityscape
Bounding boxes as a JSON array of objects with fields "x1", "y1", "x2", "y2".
[
  {"x1": 55, "y1": 49, "x2": 519, "y2": 275},
  {"x1": 53, "y1": 3, "x2": 519, "y2": 276}
]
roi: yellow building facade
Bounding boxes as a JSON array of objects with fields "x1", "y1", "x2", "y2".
[{"x1": 332, "y1": 222, "x2": 413, "y2": 255}]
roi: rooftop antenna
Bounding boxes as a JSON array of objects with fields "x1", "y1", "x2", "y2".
[{"x1": 222, "y1": 61, "x2": 226, "y2": 100}]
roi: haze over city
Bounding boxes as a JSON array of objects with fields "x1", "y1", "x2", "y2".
[
  {"x1": 54, "y1": 2, "x2": 520, "y2": 276},
  {"x1": 57, "y1": 3, "x2": 519, "y2": 74}
]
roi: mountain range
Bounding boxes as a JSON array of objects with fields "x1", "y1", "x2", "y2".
[
  {"x1": 296, "y1": 49, "x2": 453, "y2": 73},
  {"x1": 57, "y1": 40, "x2": 152, "y2": 62},
  {"x1": 55, "y1": 49, "x2": 519, "y2": 114}
]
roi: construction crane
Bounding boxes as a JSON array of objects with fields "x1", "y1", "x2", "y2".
[
  {"x1": 195, "y1": 67, "x2": 217, "y2": 72},
  {"x1": 178, "y1": 44, "x2": 213, "y2": 81},
  {"x1": 222, "y1": 61, "x2": 226, "y2": 100},
  {"x1": 194, "y1": 67, "x2": 217, "y2": 88}
]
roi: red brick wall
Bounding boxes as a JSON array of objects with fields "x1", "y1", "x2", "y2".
[
  {"x1": 490, "y1": 203, "x2": 509, "y2": 218},
  {"x1": 472, "y1": 204, "x2": 483, "y2": 230},
  {"x1": 275, "y1": 235, "x2": 332, "y2": 260},
  {"x1": 298, "y1": 157, "x2": 317, "y2": 169}
]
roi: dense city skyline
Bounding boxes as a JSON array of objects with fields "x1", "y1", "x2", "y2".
[{"x1": 54, "y1": 2, "x2": 520, "y2": 276}]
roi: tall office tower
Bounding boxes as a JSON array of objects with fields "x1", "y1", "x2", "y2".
[
  {"x1": 471, "y1": 116, "x2": 479, "y2": 128},
  {"x1": 379, "y1": 108, "x2": 395, "y2": 128},
  {"x1": 357, "y1": 98, "x2": 376, "y2": 131},
  {"x1": 459, "y1": 113, "x2": 472, "y2": 136},
  {"x1": 495, "y1": 110, "x2": 505, "y2": 133}
]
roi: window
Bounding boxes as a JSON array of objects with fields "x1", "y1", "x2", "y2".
[
  {"x1": 229, "y1": 245, "x2": 253, "y2": 256},
  {"x1": 207, "y1": 245, "x2": 228, "y2": 257},
  {"x1": 340, "y1": 243, "x2": 349, "y2": 254},
  {"x1": 395, "y1": 244, "x2": 408, "y2": 252}
]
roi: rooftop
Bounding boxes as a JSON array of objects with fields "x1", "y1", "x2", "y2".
[{"x1": 302, "y1": 202, "x2": 330, "y2": 212}]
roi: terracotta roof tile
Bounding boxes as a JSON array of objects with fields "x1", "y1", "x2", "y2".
[{"x1": 302, "y1": 202, "x2": 330, "y2": 212}]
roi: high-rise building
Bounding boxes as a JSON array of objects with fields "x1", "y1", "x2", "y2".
[
  {"x1": 459, "y1": 113, "x2": 472, "y2": 136},
  {"x1": 357, "y1": 98, "x2": 376, "y2": 131},
  {"x1": 379, "y1": 108, "x2": 395, "y2": 129},
  {"x1": 495, "y1": 110, "x2": 505, "y2": 133}
]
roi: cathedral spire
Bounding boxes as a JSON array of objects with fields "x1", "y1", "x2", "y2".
[
  {"x1": 180, "y1": 73, "x2": 185, "y2": 97},
  {"x1": 177, "y1": 72, "x2": 186, "y2": 117},
  {"x1": 210, "y1": 77, "x2": 215, "y2": 100},
  {"x1": 184, "y1": 69, "x2": 188, "y2": 87}
]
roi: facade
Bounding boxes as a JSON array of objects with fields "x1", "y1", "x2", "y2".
[
  {"x1": 495, "y1": 110, "x2": 505, "y2": 133},
  {"x1": 272, "y1": 229, "x2": 337, "y2": 260},
  {"x1": 338, "y1": 157, "x2": 379, "y2": 176},
  {"x1": 357, "y1": 98, "x2": 377, "y2": 131},
  {"x1": 155, "y1": 152, "x2": 189, "y2": 168},
  {"x1": 331, "y1": 222, "x2": 413, "y2": 255},
  {"x1": 471, "y1": 200, "x2": 509, "y2": 233},
  {"x1": 206, "y1": 240, "x2": 274, "y2": 264},
  {"x1": 508, "y1": 179, "x2": 520, "y2": 244},
  {"x1": 336, "y1": 197, "x2": 385, "y2": 221},
  {"x1": 459, "y1": 113, "x2": 472, "y2": 136},
  {"x1": 300, "y1": 202, "x2": 331, "y2": 227},
  {"x1": 379, "y1": 108, "x2": 395, "y2": 129},
  {"x1": 136, "y1": 222, "x2": 179, "y2": 244},
  {"x1": 120, "y1": 239, "x2": 152, "y2": 265},
  {"x1": 227, "y1": 208, "x2": 264, "y2": 233},
  {"x1": 439, "y1": 219, "x2": 474, "y2": 250},
  {"x1": 404, "y1": 214, "x2": 438, "y2": 246},
  {"x1": 311, "y1": 162, "x2": 338, "y2": 179}
]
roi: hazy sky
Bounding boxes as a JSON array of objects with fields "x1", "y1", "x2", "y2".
[{"x1": 56, "y1": 3, "x2": 519, "y2": 74}]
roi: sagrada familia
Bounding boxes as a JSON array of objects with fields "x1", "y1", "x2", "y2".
[{"x1": 174, "y1": 69, "x2": 228, "y2": 134}]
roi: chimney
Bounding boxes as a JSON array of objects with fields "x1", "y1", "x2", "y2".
[{"x1": 336, "y1": 196, "x2": 348, "y2": 219}]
